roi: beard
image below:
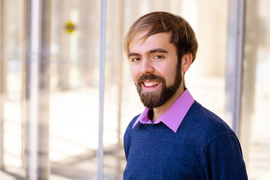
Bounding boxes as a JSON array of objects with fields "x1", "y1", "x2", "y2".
[{"x1": 135, "y1": 63, "x2": 182, "y2": 109}]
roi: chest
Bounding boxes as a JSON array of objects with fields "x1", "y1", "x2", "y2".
[{"x1": 124, "y1": 128, "x2": 204, "y2": 179}]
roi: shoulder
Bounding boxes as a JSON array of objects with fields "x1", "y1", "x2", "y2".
[
  {"x1": 183, "y1": 102, "x2": 247, "y2": 179},
  {"x1": 179, "y1": 101, "x2": 237, "y2": 147},
  {"x1": 124, "y1": 114, "x2": 140, "y2": 141},
  {"x1": 186, "y1": 101, "x2": 233, "y2": 133},
  {"x1": 123, "y1": 114, "x2": 140, "y2": 160},
  {"x1": 126, "y1": 114, "x2": 140, "y2": 131}
]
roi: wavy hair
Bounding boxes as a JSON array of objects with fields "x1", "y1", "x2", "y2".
[{"x1": 124, "y1": 11, "x2": 198, "y2": 63}]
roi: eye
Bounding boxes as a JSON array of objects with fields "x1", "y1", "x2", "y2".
[
  {"x1": 131, "y1": 57, "x2": 140, "y2": 62},
  {"x1": 153, "y1": 55, "x2": 164, "y2": 59}
]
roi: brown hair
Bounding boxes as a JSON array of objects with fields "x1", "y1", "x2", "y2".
[{"x1": 124, "y1": 11, "x2": 198, "y2": 63}]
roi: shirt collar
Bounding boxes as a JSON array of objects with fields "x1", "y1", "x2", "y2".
[{"x1": 132, "y1": 89, "x2": 194, "y2": 133}]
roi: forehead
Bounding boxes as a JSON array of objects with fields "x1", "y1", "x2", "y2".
[{"x1": 129, "y1": 30, "x2": 173, "y2": 52}]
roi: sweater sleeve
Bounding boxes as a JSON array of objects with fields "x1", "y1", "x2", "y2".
[
  {"x1": 202, "y1": 133, "x2": 248, "y2": 180},
  {"x1": 124, "y1": 134, "x2": 130, "y2": 160},
  {"x1": 123, "y1": 123, "x2": 131, "y2": 161},
  {"x1": 123, "y1": 115, "x2": 140, "y2": 161}
]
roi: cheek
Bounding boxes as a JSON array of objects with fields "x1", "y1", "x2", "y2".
[
  {"x1": 158, "y1": 64, "x2": 177, "y2": 82},
  {"x1": 130, "y1": 65, "x2": 140, "y2": 81},
  {"x1": 165, "y1": 72, "x2": 176, "y2": 85}
]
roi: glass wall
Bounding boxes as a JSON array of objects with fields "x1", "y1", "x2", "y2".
[
  {"x1": 1, "y1": 0, "x2": 25, "y2": 178},
  {"x1": 0, "y1": 0, "x2": 269, "y2": 179},
  {"x1": 240, "y1": 0, "x2": 270, "y2": 179}
]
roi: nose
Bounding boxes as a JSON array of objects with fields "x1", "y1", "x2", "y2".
[{"x1": 140, "y1": 58, "x2": 154, "y2": 75}]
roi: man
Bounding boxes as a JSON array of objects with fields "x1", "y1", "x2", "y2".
[{"x1": 123, "y1": 11, "x2": 248, "y2": 180}]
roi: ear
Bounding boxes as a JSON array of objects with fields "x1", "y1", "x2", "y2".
[{"x1": 181, "y1": 53, "x2": 193, "y2": 72}]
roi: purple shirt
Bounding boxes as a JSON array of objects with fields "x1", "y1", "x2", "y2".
[{"x1": 132, "y1": 89, "x2": 194, "y2": 133}]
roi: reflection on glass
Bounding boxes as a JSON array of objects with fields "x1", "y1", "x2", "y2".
[
  {"x1": 241, "y1": 0, "x2": 270, "y2": 179},
  {"x1": 1, "y1": 0, "x2": 269, "y2": 179}
]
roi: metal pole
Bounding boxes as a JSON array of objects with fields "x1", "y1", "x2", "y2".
[
  {"x1": 25, "y1": 0, "x2": 52, "y2": 179},
  {"x1": 25, "y1": 0, "x2": 51, "y2": 179},
  {"x1": 225, "y1": 0, "x2": 245, "y2": 136},
  {"x1": 25, "y1": 0, "x2": 40, "y2": 179},
  {"x1": 97, "y1": 0, "x2": 106, "y2": 179},
  {"x1": 37, "y1": 0, "x2": 51, "y2": 179}
]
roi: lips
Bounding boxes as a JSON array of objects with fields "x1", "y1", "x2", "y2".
[
  {"x1": 143, "y1": 81, "x2": 160, "y2": 87},
  {"x1": 136, "y1": 74, "x2": 164, "y2": 92}
]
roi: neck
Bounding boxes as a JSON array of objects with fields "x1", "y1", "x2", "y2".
[{"x1": 151, "y1": 84, "x2": 185, "y2": 122}]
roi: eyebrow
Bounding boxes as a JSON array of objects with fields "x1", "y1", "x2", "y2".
[
  {"x1": 128, "y1": 48, "x2": 168, "y2": 58},
  {"x1": 148, "y1": 48, "x2": 168, "y2": 54},
  {"x1": 128, "y1": 52, "x2": 140, "y2": 58}
]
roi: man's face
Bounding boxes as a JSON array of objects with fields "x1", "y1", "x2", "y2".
[{"x1": 128, "y1": 31, "x2": 183, "y2": 109}]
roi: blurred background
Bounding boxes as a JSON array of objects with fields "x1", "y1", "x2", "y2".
[{"x1": 0, "y1": 0, "x2": 270, "y2": 179}]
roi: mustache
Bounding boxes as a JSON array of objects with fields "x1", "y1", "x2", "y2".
[{"x1": 137, "y1": 74, "x2": 165, "y2": 85}]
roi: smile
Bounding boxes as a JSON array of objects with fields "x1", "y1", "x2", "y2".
[{"x1": 143, "y1": 81, "x2": 160, "y2": 88}]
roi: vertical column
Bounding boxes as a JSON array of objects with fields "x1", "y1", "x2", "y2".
[
  {"x1": 239, "y1": 0, "x2": 259, "y2": 166},
  {"x1": 85, "y1": 0, "x2": 100, "y2": 87},
  {"x1": 0, "y1": 0, "x2": 5, "y2": 171},
  {"x1": 97, "y1": 0, "x2": 106, "y2": 179},
  {"x1": 24, "y1": 0, "x2": 51, "y2": 179},
  {"x1": 57, "y1": 1, "x2": 70, "y2": 91},
  {"x1": 25, "y1": 1, "x2": 40, "y2": 178},
  {"x1": 37, "y1": 0, "x2": 51, "y2": 179},
  {"x1": 78, "y1": 0, "x2": 99, "y2": 87},
  {"x1": 225, "y1": 0, "x2": 245, "y2": 135},
  {"x1": 116, "y1": 0, "x2": 124, "y2": 178}
]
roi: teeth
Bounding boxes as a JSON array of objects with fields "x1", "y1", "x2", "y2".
[{"x1": 144, "y1": 81, "x2": 159, "y2": 87}]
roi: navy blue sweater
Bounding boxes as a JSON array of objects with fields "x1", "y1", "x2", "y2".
[{"x1": 123, "y1": 101, "x2": 248, "y2": 180}]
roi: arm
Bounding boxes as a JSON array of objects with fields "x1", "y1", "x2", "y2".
[
  {"x1": 123, "y1": 115, "x2": 140, "y2": 160},
  {"x1": 202, "y1": 133, "x2": 248, "y2": 180}
]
